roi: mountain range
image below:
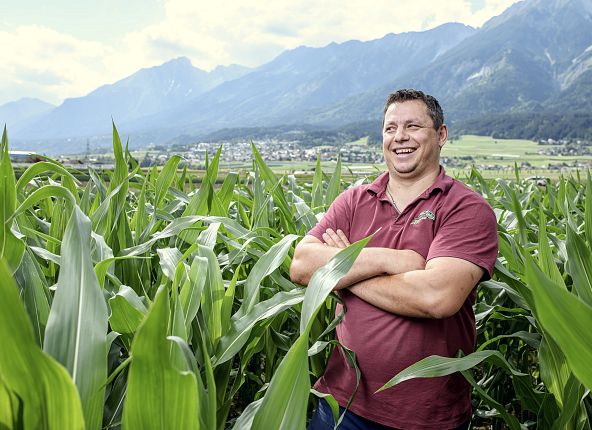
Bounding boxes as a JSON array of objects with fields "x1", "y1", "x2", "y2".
[{"x1": 3, "y1": 0, "x2": 592, "y2": 154}]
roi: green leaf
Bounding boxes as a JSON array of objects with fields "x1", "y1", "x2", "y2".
[
  {"x1": 197, "y1": 319, "x2": 217, "y2": 430},
  {"x1": 16, "y1": 161, "x2": 79, "y2": 193},
  {"x1": 565, "y1": 225, "x2": 592, "y2": 306},
  {"x1": 154, "y1": 155, "x2": 182, "y2": 208},
  {"x1": 251, "y1": 143, "x2": 293, "y2": 232},
  {"x1": 217, "y1": 172, "x2": 238, "y2": 212},
  {"x1": 14, "y1": 249, "x2": 51, "y2": 346},
  {"x1": 378, "y1": 349, "x2": 527, "y2": 392},
  {"x1": 215, "y1": 289, "x2": 305, "y2": 365},
  {"x1": 312, "y1": 153, "x2": 323, "y2": 210},
  {"x1": 108, "y1": 285, "x2": 147, "y2": 335},
  {"x1": 324, "y1": 155, "x2": 342, "y2": 207},
  {"x1": 0, "y1": 258, "x2": 84, "y2": 429},
  {"x1": 0, "y1": 129, "x2": 25, "y2": 271},
  {"x1": 238, "y1": 234, "x2": 299, "y2": 316},
  {"x1": 199, "y1": 245, "x2": 225, "y2": 348},
  {"x1": 12, "y1": 184, "x2": 76, "y2": 220},
  {"x1": 122, "y1": 215, "x2": 203, "y2": 256},
  {"x1": 43, "y1": 206, "x2": 109, "y2": 429},
  {"x1": 537, "y1": 209, "x2": 566, "y2": 289},
  {"x1": 180, "y1": 255, "x2": 208, "y2": 333},
  {"x1": 552, "y1": 373, "x2": 586, "y2": 430},
  {"x1": 300, "y1": 235, "x2": 373, "y2": 334},
  {"x1": 251, "y1": 334, "x2": 310, "y2": 430},
  {"x1": 526, "y1": 255, "x2": 592, "y2": 390},
  {"x1": 122, "y1": 287, "x2": 200, "y2": 429},
  {"x1": 538, "y1": 335, "x2": 570, "y2": 408},
  {"x1": 232, "y1": 398, "x2": 263, "y2": 430},
  {"x1": 585, "y1": 171, "x2": 592, "y2": 246},
  {"x1": 461, "y1": 369, "x2": 522, "y2": 430},
  {"x1": 157, "y1": 247, "x2": 184, "y2": 282}
]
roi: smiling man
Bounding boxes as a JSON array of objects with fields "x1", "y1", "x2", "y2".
[{"x1": 290, "y1": 89, "x2": 498, "y2": 429}]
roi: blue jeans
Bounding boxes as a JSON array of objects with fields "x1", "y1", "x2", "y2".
[{"x1": 308, "y1": 398, "x2": 470, "y2": 430}]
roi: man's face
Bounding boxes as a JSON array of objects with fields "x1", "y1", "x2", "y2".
[{"x1": 382, "y1": 100, "x2": 447, "y2": 181}]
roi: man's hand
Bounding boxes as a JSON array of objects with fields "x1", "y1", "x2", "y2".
[{"x1": 322, "y1": 228, "x2": 350, "y2": 248}]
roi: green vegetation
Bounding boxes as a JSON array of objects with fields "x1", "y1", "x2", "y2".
[
  {"x1": 456, "y1": 112, "x2": 592, "y2": 141},
  {"x1": 444, "y1": 135, "x2": 592, "y2": 168},
  {"x1": 1, "y1": 126, "x2": 592, "y2": 429}
]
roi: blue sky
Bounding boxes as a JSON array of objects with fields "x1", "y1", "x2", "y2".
[{"x1": 0, "y1": 0, "x2": 522, "y2": 106}]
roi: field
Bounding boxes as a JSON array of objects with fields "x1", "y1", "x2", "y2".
[
  {"x1": 126, "y1": 135, "x2": 590, "y2": 179},
  {"x1": 2, "y1": 127, "x2": 592, "y2": 429}
]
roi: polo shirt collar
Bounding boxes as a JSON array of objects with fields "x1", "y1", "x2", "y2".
[{"x1": 368, "y1": 167, "x2": 453, "y2": 197}]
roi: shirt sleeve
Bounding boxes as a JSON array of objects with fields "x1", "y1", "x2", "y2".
[
  {"x1": 307, "y1": 188, "x2": 353, "y2": 242},
  {"x1": 427, "y1": 197, "x2": 498, "y2": 281}
]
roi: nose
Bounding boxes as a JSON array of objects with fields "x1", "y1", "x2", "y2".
[{"x1": 394, "y1": 126, "x2": 409, "y2": 142}]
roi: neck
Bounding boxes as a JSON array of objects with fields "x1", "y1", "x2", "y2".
[{"x1": 387, "y1": 167, "x2": 440, "y2": 201}]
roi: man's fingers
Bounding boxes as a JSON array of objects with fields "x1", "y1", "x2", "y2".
[
  {"x1": 322, "y1": 231, "x2": 337, "y2": 247},
  {"x1": 323, "y1": 228, "x2": 349, "y2": 248},
  {"x1": 335, "y1": 229, "x2": 350, "y2": 246}
]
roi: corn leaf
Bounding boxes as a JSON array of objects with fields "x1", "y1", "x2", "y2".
[
  {"x1": 0, "y1": 129, "x2": 25, "y2": 271},
  {"x1": 378, "y1": 349, "x2": 527, "y2": 392},
  {"x1": 300, "y1": 235, "x2": 373, "y2": 334},
  {"x1": 14, "y1": 249, "x2": 51, "y2": 346},
  {"x1": 199, "y1": 245, "x2": 225, "y2": 348},
  {"x1": 537, "y1": 209, "x2": 565, "y2": 288},
  {"x1": 154, "y1": 155, "x2": 182, "y2": 208},
  {"x1": 109, "y1": 285, "x2": 147, "y2": 335},
  {"x1": 251, "y1": 334, "x2": 310, "y2": 430},
  {"x1": 526, "y1": 254, "x2": 592, "y2": 389},
  {"x1": 312, "y1": 153, "x2": 323, "y2": 210},
  {"x1": 122, "y1": 287, "x2": 200, "y2": 429},
  {"x1": 238, "y1": 234, "x2": 299, "y2": 316},
  {"x1": 16, "y1": 161, "x2": 78, "y2": 193},
  {"x1": 43, "y1": 206, "x2": 109, "y2": 429},
  {"x1": 585, "y1": 171, "x2": 592, "y2": 246},
  {"x1": 0, "y1": 258, "x2": 84, "y2": 429},
  {"x1": 180, "y1": 255, "x2": 208, "y2": 333},
  {"x1": 565, "y1": 225, "x2": 592, "y2": 306},
  {"x1": 324, "y1": 155, "x2": 342, "y2": 207},
  {"x1": 215, "y1": 289, "x2": 305, "y2": 365}
]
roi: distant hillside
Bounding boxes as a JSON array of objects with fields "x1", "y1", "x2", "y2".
[
  {"x1": 456, "y1": 112, "x2": 592, "y2": 140},
  {"x1": 0, "y1": 98, "x2": 55, "y2": 130},
  {"x1": 15, "y1": 58, "x2": 251, "y2": 139},
  {"x1": 139, "y1": 23, "x2": 475, "y2": 134}
]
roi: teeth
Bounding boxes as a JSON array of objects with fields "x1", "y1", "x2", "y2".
[{"x1": 395, "y1": 148, "x2": 415, "y2": 154}]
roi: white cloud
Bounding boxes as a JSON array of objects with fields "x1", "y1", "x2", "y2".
[{"x1": 0, "y1": 0, "x2": 521, "y2": 105}]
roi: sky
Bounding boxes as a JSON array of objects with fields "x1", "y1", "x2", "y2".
[{"x1": 0, "y1": 0, "x2": 522, "y2": 106}]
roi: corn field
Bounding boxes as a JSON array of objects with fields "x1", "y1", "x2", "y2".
[{"x1": 1, "y1": 125, "x2": 592, "y2": 430}]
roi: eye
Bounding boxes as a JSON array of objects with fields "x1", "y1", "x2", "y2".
[
  {"x1": 384, "y1": 125, "x2": 396, "y2": 133},
  {"x1": 408, "y1": 124, "x2": 420, "y2": 129}
]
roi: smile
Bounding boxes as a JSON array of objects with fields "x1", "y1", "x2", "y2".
[{"x1": 394, "y1": 148, "x2": 416, "y2": 154}]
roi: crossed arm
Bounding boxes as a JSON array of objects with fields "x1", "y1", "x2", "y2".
[{"x1": 289, "y1": 229, "x2": 484, "y2": 319}]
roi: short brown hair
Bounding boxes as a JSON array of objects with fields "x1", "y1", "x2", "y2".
[{"x1": 383, "y1": 89, "x2": 444, "y2": 130}]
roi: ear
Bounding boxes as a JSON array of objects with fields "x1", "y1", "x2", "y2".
[{"x1": 437, "y1": 125, "x2": 448, "y2": 149}]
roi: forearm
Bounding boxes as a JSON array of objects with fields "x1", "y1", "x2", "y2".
[
  {"x1": 349, "y1": 272, "x2": 439, "y2": 318},
  {"x1": 290, "y1": 243, "x2": 421, "y2": 289},
  {"x1": 349, "y1": 258, "x2": 483, "y2": 319}
]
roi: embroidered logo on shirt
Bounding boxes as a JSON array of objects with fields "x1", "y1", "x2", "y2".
[{"x1": 411, "y1": 210, "x2": 435, "y2": 225}]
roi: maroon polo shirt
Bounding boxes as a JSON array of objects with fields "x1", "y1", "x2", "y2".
[{"x1": 307, "y1": 168, "x2": 498, "y2": 430}]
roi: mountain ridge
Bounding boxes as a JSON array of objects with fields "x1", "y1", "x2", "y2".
[{"x1": 5, "y1": 0, "x2": 592, "y2": 153}]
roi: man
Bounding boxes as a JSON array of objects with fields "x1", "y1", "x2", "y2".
[{"x1": 290, "y1": 89, "x2": 498, "y2": 430}]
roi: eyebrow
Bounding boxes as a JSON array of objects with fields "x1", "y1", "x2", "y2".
[{"x1": 384, "y1": 118, "x2": 426, "y2": 126}]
